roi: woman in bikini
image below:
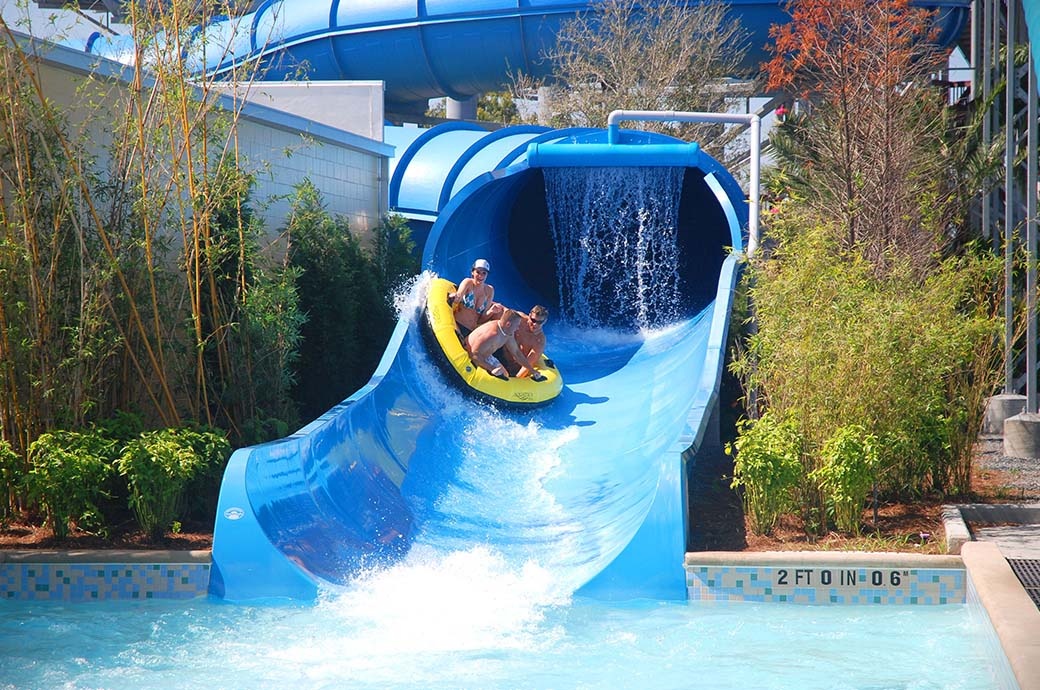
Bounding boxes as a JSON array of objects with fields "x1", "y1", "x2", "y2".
[{"x1": 449, "y1": 258, "x2": 500, "y2": 333}]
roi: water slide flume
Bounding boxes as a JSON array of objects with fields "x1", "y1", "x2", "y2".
[
  {"x1": 81, "y1": 1, "x2": 970, "y2": 110},
  {"x1": 209, "y1": 121, "x2": 748, "y2": 602},
  {"x1": 422, "y1": 277, "x2": 563, "y2": 407}
]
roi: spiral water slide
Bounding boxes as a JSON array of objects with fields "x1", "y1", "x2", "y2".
[
  {"x1": 169, "y1": 1, "x2": 971, "y2": 602},
  {"x1": 84, "y1": 0, "x2": 972, "y2": 111}
]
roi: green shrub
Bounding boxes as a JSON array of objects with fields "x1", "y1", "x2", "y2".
[
  {"x1": 732, "y1": 218, "x2": 1002, "y2": 527},
  {"x1": 26, "y1": 430, "x2": 119, "y2": 538},
  {"x1": 0, "y1": 439, "x2": 22, "y2": 520},
  {"x1": 727, "y1": 412, "x2": 803, "y2": 535},
  {"x1": 810, "y1": 425, "x2": 879, "y2": 534},
  {"x1": 117, "y1": 427, "x2": 230, "y2": 539},
  {"x1": 178, "y1": 426, "x2": 233, "y2": 524},
  {"x1": 287, "y1": 181, "x2": 418, "y2": 421},
  {"x1": 92, "y1": 410, "x2": 145, "y2": 444}
]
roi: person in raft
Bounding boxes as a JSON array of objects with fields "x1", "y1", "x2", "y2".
[
  {"x1": 448, "y1": 258, "x2": 502, "y2": 333},
  {"x1": 505, "y1": 305, "x2": 553, "y2": 376},
  {"x1": 466, "y1": 309, "x2": 546, "y2": 381}
]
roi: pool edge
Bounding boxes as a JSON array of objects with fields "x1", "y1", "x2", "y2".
[
  {"x1": 0, "y1": 549, "x2": 211, "y2": 564},
  {"x1": 961, "y1": 541, "x2": 1040, "y2": 690}
]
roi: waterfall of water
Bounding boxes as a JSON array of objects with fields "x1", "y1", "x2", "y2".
[{"x1": 544, "y1": 166, "x2": 686, "y2": 330}]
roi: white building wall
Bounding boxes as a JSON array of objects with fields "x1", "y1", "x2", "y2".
[
  {"x1": 235, "y1": 107, "x2": 389, "y2": 236},
  {"x1": 13, "y1": 33, "x2": 391, "y2": 239},
  {"x1": 222, "y1": 81, "x2": 384, "y2": 141}
]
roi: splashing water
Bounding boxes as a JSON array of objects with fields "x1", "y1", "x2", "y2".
[
  {"x1": 324, "y1": 545, "x2": 569, "y2": 657},
  {"x1": 393, "y1": 269, "x2": 436, "y2": 320},
  {"x1": 545, "y1": 166, "x2": 686, "y2": 330}
]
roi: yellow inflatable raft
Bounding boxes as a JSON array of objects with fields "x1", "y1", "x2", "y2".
[{"x1": 423, "y1": 277, "x2": 563, "y2": 406}]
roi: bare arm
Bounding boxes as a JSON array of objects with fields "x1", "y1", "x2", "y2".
[
  {"x1": 505, "y1": 338, "x2": 542, "y2": 379},
  {"x1": 524, "y1": 334, "x2": 546, "y2": 367},
  {"x1": 477, "y1": 286, "x2": 502, "y2": 324}
]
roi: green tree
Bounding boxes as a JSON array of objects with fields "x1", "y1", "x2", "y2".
[
  {"x1": 517, "y1": 0, "x2": 756, "y2": 162},
  {"x1": 727, "y1": 0, "x2": 1006, "y2": 538},
  {"x1": 732, "y1": 216, "x2": 1002, "y2": 534},
  {"x1": 286, "y1": 181, "x2": 417, "y2": 421},
  {"x1": 0, "y1": 0, "x2": 305, "y2": 459},
  {"x1": 477, "y1": 91, "x2": 522, "y2": 124}
]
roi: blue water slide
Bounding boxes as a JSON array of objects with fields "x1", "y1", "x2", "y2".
[
  {"x1": 209, "y1": 123, "x2": 745, "y2": 601},
  {"x1": 84, "y1": 0, "x2": 971, "y2": 108}
]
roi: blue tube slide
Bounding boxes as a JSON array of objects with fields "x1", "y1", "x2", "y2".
[
  {"x1": 84, "y1": 0, "x2": 971, "y2": 109},
  {"x1": 209, "y1": 123, "x2": 746, "y2": 601}
]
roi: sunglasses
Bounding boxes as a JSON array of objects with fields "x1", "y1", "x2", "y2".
[{"x1": 531, "y1": 317, "x2": 546, "y2": 325}]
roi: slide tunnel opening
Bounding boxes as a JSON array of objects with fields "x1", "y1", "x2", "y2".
[{"x1": 504, "y1": 167, "x2": 734, "y2": 328}]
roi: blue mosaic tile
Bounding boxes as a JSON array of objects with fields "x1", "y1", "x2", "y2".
[
  {"x1": 0, "y1": 561, "x2": 210, "y2": 601},
  {"x1": 686, "y1": 564, "x2": 965, "y2": 605}
]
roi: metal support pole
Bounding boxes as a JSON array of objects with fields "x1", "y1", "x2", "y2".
[
  {"x1": 1005, "y1": 0, "x2": 1017, "y2": 394},
  {"x1": 982, "y1": 0, "x2": 995, "y2": 242},
  {"x1": 970, "y1": 0, "x2": 980, "y2": 97},
  {"x1": 445, "y1": 96, "x2": 478, "y2": 120},
  {"x1": 1028, "y1": 45, "x2": 1038, "y2": 412},
  {"x1": 605, "y1": 109, "x2": 762, "y2": 256}
]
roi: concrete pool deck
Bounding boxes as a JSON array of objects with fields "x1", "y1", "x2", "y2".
[
  {"x1": 945, "y1": 502, "x2": 1040, "y2": 558},
  {"x1": 0, "y1": 549, "x2": 212, "y2": 564}
]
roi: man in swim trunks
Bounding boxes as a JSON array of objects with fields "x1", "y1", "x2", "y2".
[
  {"x1": 449, "y1": 259, "x2": 499, "y2": 333},
  {"x1": 466, "y1": 309, "x2": 545, "y2": 381},
  {"x1": 506, "y1": 305, "x2": 551, "y2": 376}
]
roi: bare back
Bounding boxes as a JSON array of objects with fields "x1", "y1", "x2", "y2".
[
  {"x1": 465, "y1": 310, "x2": 523, "y2": 376},
  {"x1": 466, "y1": 320, "x2": 510, "y2": 362}
]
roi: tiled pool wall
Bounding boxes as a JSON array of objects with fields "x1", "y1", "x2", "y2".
[
  {"x1": 685, "y1": 552, "x2": 967, "y2": 604},
  {"x1": 0, "y1": 551, "x2": 210, "y2": 601},
  {"x1": 2, "y1": 550, "x2": 969, "y2": 605}
]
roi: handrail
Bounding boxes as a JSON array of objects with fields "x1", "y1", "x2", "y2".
[{"x1": 606, "y1": 109, "x2": 761, "y2": 256}]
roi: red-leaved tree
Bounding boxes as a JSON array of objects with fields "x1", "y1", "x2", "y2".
[{"x1": 764, "y1": 0, "x2": 951, "y2": 273}]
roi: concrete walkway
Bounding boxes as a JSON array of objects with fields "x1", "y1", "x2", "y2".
[
  {"x1": 964, "y1": 435, "x2": 1040, "y2": 601},
  {"x1": 945, "y1": 502, "x2": 1040, "y2": 607},
  {"x1": 972, "y1": 524, "x2": 1040, "y2": 559}
]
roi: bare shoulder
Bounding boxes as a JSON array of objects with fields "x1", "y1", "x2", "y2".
[{"x1": 471, "y1": 319, "x2": 495, "y2": 337}]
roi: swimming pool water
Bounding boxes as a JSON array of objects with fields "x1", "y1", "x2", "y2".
[{"x1": 0, "y1": 550, "x2": 1006, "y2": 690}]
